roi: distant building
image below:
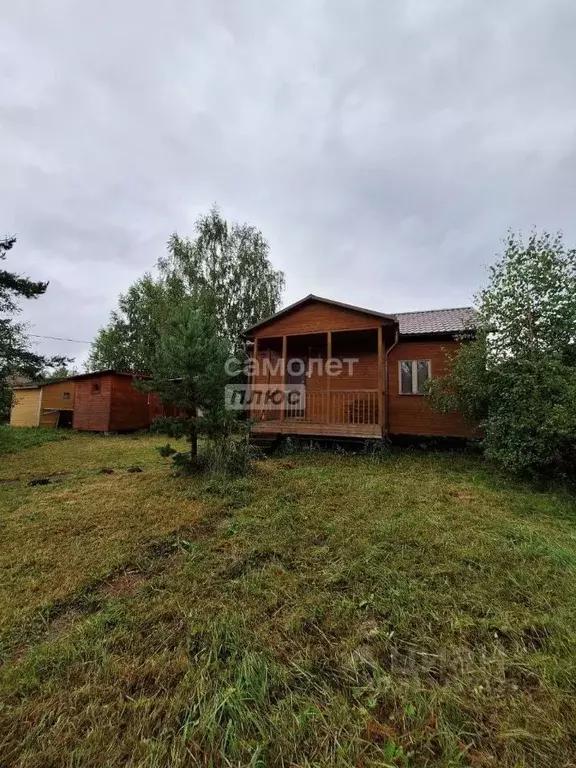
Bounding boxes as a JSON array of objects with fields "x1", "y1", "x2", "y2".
[
  {"x1": 10, "y1": 380, "x2": 75, "y2": 428},
  {"x1": 10, "y1": 370, "x2": 173, "y2": 432}
]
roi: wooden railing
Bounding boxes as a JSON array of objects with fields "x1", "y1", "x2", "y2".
[{"x1": 282, "y1": 390, "x2": 379, "y2": 426}]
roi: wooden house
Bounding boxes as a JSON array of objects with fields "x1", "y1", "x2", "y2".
[
  {"x1": 10, "y1": 380, "x2": 75, "y2": 428},
  {"x1": 71, "y1": 371, "x2": 160, "y2": 432},
  {"x1": 245, "y1": 294, "x2": 477, "y2": 440}
]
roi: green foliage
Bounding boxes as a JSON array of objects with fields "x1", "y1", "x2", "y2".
[
  {"x1": 146, "y1": 300, "x2": 247, "y2": 475},
  {"x1": 0, "y1": 425, "x2": 69, "y2": 455},
  {"x1": 88, "y1": 273, "x2": 178, "y2": 372},
  {"x1": 156, "y1": 442, "x2": 177, "y2": 458},
  {"x1": 202, "y1": 436, "x2": 256, "y2": 477},
  {"x1": 0, "y1": 236, "x2": 71, "y2": 424},
  {"x1": 89, "y1": 206, "x2": 284, "y2": 372},
  {"x1": 40, "y1": 365, "x2": 80, "y2": 381},
  {"x1": 480, "y1": 230, "x2": 576, "y2": 361},
  {"x1": 430, "y1": 230, "x2": 576, "y2": 478},
  {"x1": 160, "y1": 207, "x2": 285, "y2": 356}
]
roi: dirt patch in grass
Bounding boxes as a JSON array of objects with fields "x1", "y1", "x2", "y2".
[{"x1": 99, "y1": 570, "x2": 147, "y2": 598}]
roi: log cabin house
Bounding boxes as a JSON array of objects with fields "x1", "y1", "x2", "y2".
[{"x1": 245, "y1": 294, "x2": 477, "y2": 440}]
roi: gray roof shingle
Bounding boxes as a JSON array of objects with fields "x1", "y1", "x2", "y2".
[{"x1": 393, "y1": 307, "x2": 477, "y2": 336}]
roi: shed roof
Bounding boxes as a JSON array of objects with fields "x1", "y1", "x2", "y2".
[
  {"x1": 68, "y1": 370, "x2": 149, "y2": 381},
  {"x1": 11, "y1": 370, "x2": 150, "y2": 391},
  {"x1": 11, "y1": 378, "x2": 71, "y2": 390}
]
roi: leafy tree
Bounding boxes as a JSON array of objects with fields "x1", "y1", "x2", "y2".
[
  {"x1": 88, "y1": 274, "x2": 178, "y2": 372},
  {"x1": 159, "y1": 207, "x2": 284, "y2": 355},
  {"x1": 430, "y1": 230, "x2": 576, "y2": 478},
  {"x1": 1, "y1": 236, "x2": 69, "y2": 422},
  {"x1": 89, "y1": 206, "x2": 284, "y2": 371},
  {"x1": 41, "y1": 365, "x2": 80, "y2": 380}
]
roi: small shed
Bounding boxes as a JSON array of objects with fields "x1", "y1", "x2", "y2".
[
  {"x1": 71, "y1": 370, "x2": 168, "y2": 432},
  {"x1": 10, "y1": 380, "x2": 75, "y2": 428}
]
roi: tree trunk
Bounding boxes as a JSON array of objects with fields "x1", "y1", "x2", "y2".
[{"x1": 189, "y1": 410, "x2": 198, "y2": 459}]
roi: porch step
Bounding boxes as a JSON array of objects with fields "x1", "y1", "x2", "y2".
[{"x1": 249, "y1": 433, "x2": 280, "y2": 454}]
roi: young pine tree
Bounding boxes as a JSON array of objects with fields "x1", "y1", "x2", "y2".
[{"x1": 147, "y1": 299, "x2": 238, "y2": 469}]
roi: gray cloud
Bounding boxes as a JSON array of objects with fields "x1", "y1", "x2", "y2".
[{"x1": 1, "y1": 0, "x2": 575, "y2": 365}]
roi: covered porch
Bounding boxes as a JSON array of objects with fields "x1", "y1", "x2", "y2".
[{"x1": 249, "y1": 327, "x2": 386, "y2": 439}]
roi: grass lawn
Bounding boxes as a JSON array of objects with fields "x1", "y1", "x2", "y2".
[
  {"x1": 1, "y1": 432, "x2": 575, "y2": 767},
  {"x1": 0, "y1": 425, "x2": 71, "y2": 455}
]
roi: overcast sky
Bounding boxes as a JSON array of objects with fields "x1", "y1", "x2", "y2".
[{"x1": 2, "y1": 0, "x2": 576, "y2": 366}]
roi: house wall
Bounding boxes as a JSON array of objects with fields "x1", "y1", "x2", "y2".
[
  {"x1": 387, "y1": 339, "x2": 474, "y2": 437},
  {"x1": 73, "y1": 375, "x2": 113, "y2": 431},
  {"x1": 9, "y1": 389, "x2": 41, "y2": 427},
  {"x1": 39, "y1": 381, "x2": 75, "y2": 427}
]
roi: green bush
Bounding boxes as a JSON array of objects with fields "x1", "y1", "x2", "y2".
[{"x1": 430, "y1": 230, "x2": 576, "y2": 480}]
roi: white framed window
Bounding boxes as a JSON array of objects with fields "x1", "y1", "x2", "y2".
[{"x1": 399, "y1": 360, "x2": 431, "y2": 395}]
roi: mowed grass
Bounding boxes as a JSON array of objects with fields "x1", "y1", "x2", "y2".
[{"x1": 1, "y1": 434, "x2": 576, "y2": 767}]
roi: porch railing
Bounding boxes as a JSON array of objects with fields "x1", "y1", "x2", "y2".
[{"x1": 254, "y1": 390, "x2": 380, "y2": 426}]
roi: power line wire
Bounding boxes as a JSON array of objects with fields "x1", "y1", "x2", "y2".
[{"x1": 29, "y1": 333, "x2": 91, "y2": 344}]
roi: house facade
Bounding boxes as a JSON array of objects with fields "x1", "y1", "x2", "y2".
[{"x1": 245, "y1": 294, "x2": 477, "y2": 440}]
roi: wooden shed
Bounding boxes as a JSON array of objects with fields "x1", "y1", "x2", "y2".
[
  {"x1": 10, "y1": 380, "x2": 75, "y2": 428},
  {"x1": 71, "y1": 370, "x2": 168, "y2": 432}
]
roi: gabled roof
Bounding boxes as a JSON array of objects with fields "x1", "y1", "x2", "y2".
[
  {"x1": 244, "y1": 294, "x2": 396, "y2": 334},
  {"x1": 245, "y1": 294, "x2": 477, "y2": 337},
  {"x1": 393, "y1": 307, "x2": 477, "y2": 336}
]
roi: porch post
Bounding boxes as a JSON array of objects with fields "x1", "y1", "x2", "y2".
[
  {"x1": 326, "y1": 331, "x2": 332, "y2": 425},
  {"x1": 280, "y1": 335, "x2": 287, "y2": 422},
  {"x1": 251, "y1": 337, "x2": 258, "y2": 423},
  {"x1": 377, "y1": 325, "x2": 384, "y2": 436}
]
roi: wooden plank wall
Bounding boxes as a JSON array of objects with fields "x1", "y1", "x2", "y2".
[
  {"x1": 387, "y1": 339, "x2": 474, "y2": 437},
  {"x1": 9, "y1": 389, "x2": 41, "y2": 427},
  {"x1": 73, "y1": 376, "x2": 113, "y2": 431},
  {"x1": 109, "y1": 377, "x2": 152, "y2": 431},
  {"x1": 254, "y1": 301, "x2": 383, "y2": 337}
]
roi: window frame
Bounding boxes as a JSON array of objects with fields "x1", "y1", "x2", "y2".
[
  {"x1": 398, "y1": 359, "x2": 432, "y2": 395},
  {"x1": 62, "y1": 392, "x2": 71, "y2": 400}
]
